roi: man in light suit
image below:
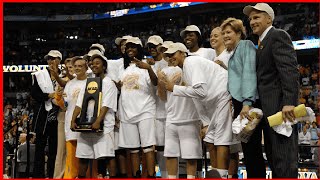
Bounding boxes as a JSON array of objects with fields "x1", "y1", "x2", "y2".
[{"x1": 243, "y1": 3, "x2": 299, "y2": 178}]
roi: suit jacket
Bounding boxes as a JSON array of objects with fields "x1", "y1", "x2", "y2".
[
  {"x1": 17, "y1": 143, "x2": 35, "y2": 172},
  {"x1": 256, "y1": 27, "x2": 299, "y2": 117}
]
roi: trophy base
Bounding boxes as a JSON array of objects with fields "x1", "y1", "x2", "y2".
[{"x1": 74, "y1": 125, "x2": 103, "y2": 132}]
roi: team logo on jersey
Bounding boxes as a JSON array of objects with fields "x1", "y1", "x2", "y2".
[
  {"x1": 72, "y1": 88, "x2": 81, "y2": 101},
  {"x1": 123, "y1": 74, "x2": 140, "y2": 90},
  {"x1": 171, "y1": 72, "x2": 182, "y2": 85},
  {"x1": 87, "y1": 81, "x2": 98, "y2": 94}
]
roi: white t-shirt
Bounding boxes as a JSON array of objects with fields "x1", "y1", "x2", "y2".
[
  {"x1": 153, "y1": 59, "x2": 168, "y2": 73},
  {"x1": 299, "y1": 131, "x2": 311, "y2": 144},
  {"x1": 173, "y1": 56, "x2": 229, "y2": 120},
  {"x1": 118, "y1": 63, "x2": 156, "y2": 123},
  {"x1": 76, "y1": 76, "x2": 118, "y2": 134},
  {"x1": 63, "y1": 78, "x2": 86, "y2": 141},
  {"x1": 188, "y1": 48, "x2": 216, "y2": 61},
  {"x1": 107, "y1": 58, "x2": 124, "y2": 82},
  {"x1": 214, "y1": 49, "x2": 232, "y2": 69},
  {"x1": 153, "y1": 59, "x2": 168, "y2": 119},
  {"x1": 162, "y1": 66, "x2": 200, "y2": 124}
]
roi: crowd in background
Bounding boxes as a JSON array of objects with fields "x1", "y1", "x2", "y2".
[
  {"x1": 4, "y1": 3, "x2": 319, "y2": 65},
  {"x1": 4, "y1": 3, "x2": 150, "y2": 16}
]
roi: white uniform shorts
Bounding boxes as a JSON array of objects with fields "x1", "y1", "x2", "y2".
[
  {"x1": 164, "y1": 121, "x2": 202, "y2": 159},
  {"x1": 155, "y1": 118, "x2": 166, "y2": 146},
  {"x1": 119, "y1": 118, "x2": 156, "y2": 148},
  {"x1": 204, "y1": 97, "x2": 233, "y2": 145},
  {"x1": 76, "y1": 131, "x2": 115, "y2": 159}
]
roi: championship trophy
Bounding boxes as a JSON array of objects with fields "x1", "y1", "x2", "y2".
[{"x1": 75, "y1": 77, "x2": 103, "y2": 132}]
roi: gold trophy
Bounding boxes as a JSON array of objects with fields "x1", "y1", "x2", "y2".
[{"x1": 75, "y1": 77, "x2": 103, "y2": 132}]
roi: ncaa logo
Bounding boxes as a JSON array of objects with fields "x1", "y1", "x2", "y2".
[{"x1": 87, "y1": 81, "x2": 98, "y2": 94}]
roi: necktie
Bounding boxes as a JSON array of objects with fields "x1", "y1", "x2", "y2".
[{"x1": 258, "y1": 39, "x2": 261, "y2": 46}]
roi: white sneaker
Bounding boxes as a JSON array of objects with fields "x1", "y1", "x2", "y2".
[{"x1": 3, "y1": 174, "x2": 9, "y2": 179}]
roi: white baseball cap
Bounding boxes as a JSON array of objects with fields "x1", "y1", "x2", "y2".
[
  {"x1": 90, "y1": 43, "x2": 105, "y2": 54},
  {"x1": 87, "y1": 49, "x2": 103, "y2": 57},
  {"x1": 164, "y1": 42, "x2": 188, "y2": 54},
  {"x1": 146, "y1": 35, "x2": 163, "y2": 46},
  {"x1": 90, "y1": 53, "x2": 108, "y2": 62},
  {"x1": 243, "y1": 3, "x2": 275, "y2": 21},
  {"x1": 158, "y1": 41, "x2": 174, "y2": 52},
  {"x1": 44, "y1": 50, "x2": 62, "y2": 60},
  {"x1": 115, "y1": 35, "x2": 133, "y2": 45},
  {"x1": 83, "y1": 49, "x2": 103, "y2": 62},
  {"x1": 180, "y1": 25, "x2": 201, "y2": 37},
  {"x1": 162, "y1": 41, "x2": 174, "y2": 49},
  {"x1": 125, "y1": 37, "x2": 143, "y2": 47}
]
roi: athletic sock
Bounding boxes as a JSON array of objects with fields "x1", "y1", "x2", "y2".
[
  {"x1": 187, "y1": 175, "x2": 195, "y2": 179},
  {"x1": 168, "y1": 175, "x2": 177, "y2": 179}
]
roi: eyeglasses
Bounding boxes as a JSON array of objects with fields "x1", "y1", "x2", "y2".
[
  {"x1": 126, "y1": 43, "x2": 138, "y2": 49},
  {"x1": 165, "y1": 53, "x2": 176, "y2": 58},
  {"x1": 47, "y1": 56, "x2": 57, "y2": 61}
]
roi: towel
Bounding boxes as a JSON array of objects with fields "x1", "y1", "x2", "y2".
[
  {"x1": 272, "y1": 107, "x2": 315, "y2": 137},
  {"x1": 268, "y1": 104, "x2": 307, "y2": 127},
  {"x1": 232, "y1": 108, "x2": 263, "y2": 143},
  {"x1": 31, "y1": 69, "x2": 54, "y2": 111}
]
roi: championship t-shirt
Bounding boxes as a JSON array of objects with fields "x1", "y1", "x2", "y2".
[
  {"x1": 214, "y1": 49, "x2": 232, "y2": 69},
  {"x1": 64, "y1": 78, "x2": 86, "y2": 141},
  {"x1": 118, "y1": 63, "x2": 156, "y2": 123}
]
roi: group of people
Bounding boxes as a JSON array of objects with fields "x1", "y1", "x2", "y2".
[
  {"x1": 298, "y1": 121, "x2": 320, "y2": 161},
  {"x1": 29, "y1": 3, "x2": 300, "y2": 179}
]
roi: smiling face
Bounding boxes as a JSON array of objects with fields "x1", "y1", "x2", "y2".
[
  {"x1": 66, "y1": 61, "x2": 74, "y2": 75},
  {"x1": 222, "y1": 25, "x2": 241, "y2": 51},
  {"x1": 125, "y1": 43, "x2": 139, "y2": 59},
  {"x1": 147, "y1": 43, "x2": 160, "y2": 58},
  {"x1": 166, "y1": 51, "x2": 185, "y2": 68},
  {"x1": 249, "y1": 10, "x2": 272, "y2": 36},
  {"x1": 91, "y1": 58, "x2": 105, "y2": 76},
  {"x1": 183, "y1": 31, "x2": 199, "y2": 50},
  {"x1": 73, "y1": 59, "x2": 87, "y2": 78},
  {"x1": 210, "y1": 27, "x2": 224, "y2": 49}
]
